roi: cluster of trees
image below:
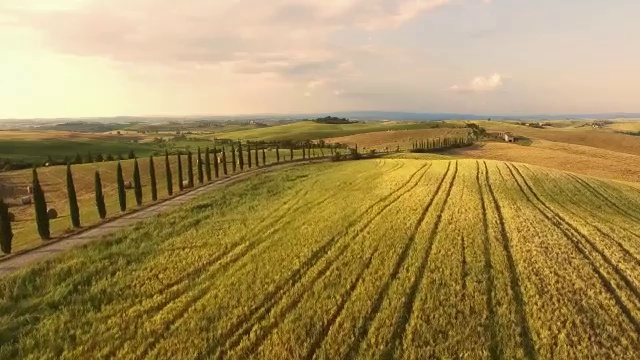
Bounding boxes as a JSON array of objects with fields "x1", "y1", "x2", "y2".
[
  {"x1": 311, "y1": 116, "x2": 357, "y2": 124},
  {"x1": 410, "y1": 136, "x2": 473, "y2": 153},
  {"x1": 0, "y1": 141, "x2": 336, "y2": 255}
]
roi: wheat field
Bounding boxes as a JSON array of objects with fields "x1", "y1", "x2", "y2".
[{"x1": 1, "y1": 159, "x2": 639, "y2": 359}]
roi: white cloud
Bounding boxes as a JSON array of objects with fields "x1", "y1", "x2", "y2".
[{"x1": 450, "y1": 73, "x2": 506, "y2": 93}]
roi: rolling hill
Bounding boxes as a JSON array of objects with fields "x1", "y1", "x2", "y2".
[{"x1": 1, "y1": 159, "x2": 639, "y2": 359}]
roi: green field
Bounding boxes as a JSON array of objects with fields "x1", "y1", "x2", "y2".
[
  {"x1": 0, "y1": 148, "x2": 319, "y2": 254},
  {"x1": 2, "y1": 159, "x2": 640, "y2": 359},
  {"x1": 0, "y1": 138, "x2": 159, "y2": 163},
  {"x1": 212, "y1": 121, "x2": 454, "y2": 141}
]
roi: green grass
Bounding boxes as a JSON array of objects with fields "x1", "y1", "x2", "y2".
[
  {"x1": 0, "y1": 139, "x2": 158, "y2": 163},
  {"x1": 0, "y1": 148, "x2": 324, "y2": 254},
  {"x1": 212, "y1": 121, "x2": 454, "y2": 141},
  {"x1": 2, "y1": 159, "x2": 640, "y2": 359}
]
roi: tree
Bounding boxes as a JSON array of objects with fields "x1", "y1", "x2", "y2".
[
  {"x1": 177, "y1": 152, "x2": 184, "y2": 191},
  {"x1": 213, "y1": 147, "x2": 219, "y2": 178},
  {"x1": 74, "y1": 153, "x2": 83, "y2": 164},
  {"x1": 231, "y1": 144, "x2": 237, "y2": 173},
  {"x1": 85, "y1": 151, "x2": 94, "y2": 163},
  {"x1": 117, "y1": 161, "x2": 127, "y2": 212},
  {"x1": 128, "y1": 150, "x2": 136, "y2": 159},
  {"x1": 205, "y1": 147, "x2": 212, "y2": 181},
  {"x1": 276, "y1": 146, "x2": 280, "y2": 163},
  {"x1": 222, "y1": 147, "x2": 228, "y2": 175},
  {"x1": 149, "y1": 156, "x2": 158, "y2": 201},
  {"x1": 118, "y1": 153, "x2": 125, "y2": 161},
  {"x1": 187, "y1": 151, "x2": 194, "y2": 188},
  {"x1": 302, "y1": 146, "x2": 306, "y2": 159},
  {"x1": 66, "y1": 163, "x2": 80, "y2": 228},
  {"x1": 133, "y1": 158, "x2": 143, "y2": 206},
  {"x1": 238, "y1": 142, "x2": 244, "y2": 170},
  {"x1": 247, "y1": 142, "x2": 252, "y2": 169},
  {"x1": 106, "y1": 153, "x2": 115, "y2": 161},
  {"x1": 197, "y1": 147, "x2": 204, "y2": 185},
  {"x1": 165, "y1": 150, "x2": 173, "y2": 196},
  {"x1": 262, "y1": 148, "x2": 266, "y2": 166},
  {"x1": 0, "y1": 198, "x2": 13, "y2": 254},
  {"x1": 254, "y1": 143, "x2": 259, "y2": 167},
  {"x1": 32, "y1": 168, "x2": 50, "y2": 240},
  {"x1": 95, "y1": 153, "x2": 104, "y2": 162},
  {"x1": 94, "y1": 170, "x2": 107, "y2": 219},
  {"x1": 290, "y1": 146, "x2": 294, "y2": 161}
]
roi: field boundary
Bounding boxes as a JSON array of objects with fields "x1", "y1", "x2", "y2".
[{"x1": 0, "y1": 158, "x2": 330, "y2": 277}]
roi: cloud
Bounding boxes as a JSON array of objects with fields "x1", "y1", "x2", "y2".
[
  {"x1": 449, "y1": 73, "x2": 506, "y2": 93},
  {"x1": 1, "y1": 0, "x2": 451, "y2": 84}
]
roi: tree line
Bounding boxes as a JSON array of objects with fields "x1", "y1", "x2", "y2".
[
  {"x1": 410, "y1": 136, "x2": 473, "y2": 153},
  {"x1": 0, "y1": 141, "x2": 335, "y2": 254}
]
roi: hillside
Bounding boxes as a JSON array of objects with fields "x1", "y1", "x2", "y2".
[
  {"x1": 211, "y1": 121, "x2": 455, "y2": 141},
  {"x1": 1, "y1": 159, "x2": 639, "y2": 359}
]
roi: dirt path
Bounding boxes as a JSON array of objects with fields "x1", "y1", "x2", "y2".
[{"x1": 0, "y1": 160, "x2": 325, "y2": 279}]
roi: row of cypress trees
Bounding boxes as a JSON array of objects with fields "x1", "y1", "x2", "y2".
[{"x1": 0, "y1": 143, "x2": 331, "y2": 254}]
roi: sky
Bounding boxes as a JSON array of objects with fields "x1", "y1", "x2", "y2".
[{"x1": 1, "y1": 0, "x2": 640, "y2": 118}]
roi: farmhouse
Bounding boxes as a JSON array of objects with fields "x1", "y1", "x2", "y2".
[{"x1": 502, "y1": 132, "x2": 515, "y2": 142}]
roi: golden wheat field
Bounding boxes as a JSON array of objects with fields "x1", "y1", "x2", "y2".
[
  {"x1": 324, "y1": 128, "x2": 470, "y2": 150},
  {"x1": 1, "y1": 159, "x2": 640, "y2": 359}
]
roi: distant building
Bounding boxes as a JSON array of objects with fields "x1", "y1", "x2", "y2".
[{"x1": 503, "y1": 132, "x2": 515, "y2": 142}]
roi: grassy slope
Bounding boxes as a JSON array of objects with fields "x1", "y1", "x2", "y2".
[
  {"x1": 325, "y1": 128, "x2": 471, "y2": 150},
  {"x1": 470, "y1": 120, "x2": 640, "y2": 157},
  {"x1": 446, "y1": 140, "x2": 640, "y2": 184},
  {"x1": 210, "y1": 121, "x2": 452, "y2": 141},
  {"x1": 0, "y1": 148, "x2": 314, "y2": 253},
  {"x1": 0, "y1": 138, "x2": 159, "y2": 162},
  {"x1": 1, "y1": 159, "x2": 640, "y2": 359}
]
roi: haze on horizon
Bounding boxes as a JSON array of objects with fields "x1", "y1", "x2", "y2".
[{"x1": 1, "y1": 0, "x2": 639, "y2": 119}]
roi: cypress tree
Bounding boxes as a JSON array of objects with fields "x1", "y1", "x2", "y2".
[
  {"x1": 187, "y1": 151, "x2": 194, "y2": 188},
  {"x1": 197, "y1": 147, "x2": 204, "y2": 185},
  {"x1": 177, "y1": 152, "x2": 184, "y2": 191},
  {"x1": 0, "y1": 198, "x2": 13, "y2": 254},
  {"x1": 133, "y1": 158, "x2": 143, "y2": 206},
  {"x1": 253, "y1": 143, "x2": 264, "y2": 167},
  {"x1": 276, "y1": 146, "x2": 280, "y2": 163},
  {"x1": 231, "y1": 144, "x2": 237, "y2": 173},
  {"x1": 302, "y1": 146, "x2": 306, "y2": 159},
  {"x1": 205, "y1": 147, "x2": 212, "y2": 181},
  {"x1": 247, "y1": 142, "x2": 252, "y2": 169},
  {"x1": 262, "y1": 148, "x2": 266, "y2": 165},
  {"x1": 117, "y1": 161, "x2": 127, "y2": 212},
  {"x1": 74, "y1": 152, "x2": 82, "y2": 164},
  {"x1": 165, "y1": 150, "x2": 173, "y2": 196},
  {"x1": 94, "y1": 170, "x2": 107, "y2": 219},
  {"x1": 222, "y1": 147, "x2": 228, "y2": 175},
  {"x1": 85, "y1": 151, "x2": 93, "y2": 163},
  {"x1": 290, "y1": 146, "x2": 294, "y2": 161},
  {"x1": 32, "y1": 167, "x2": 50, "y2": 240},
  {"x1": 213, "y1": 147, "x2": 220, "y2": 178},
  {"x1": 149, "y1": 156, "x2": 158, "y2": 201},
  {"x1": 66, "y1": 163, "x2": 80, "y2": 228},
  {"x1": 238, "y1": 142, "x2": 244, "y2": 170}
]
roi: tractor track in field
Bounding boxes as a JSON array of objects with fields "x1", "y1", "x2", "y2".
[
  {"x1": 527, "y1": 167, "x2": 640, "y2": 268},
  {"x1": 566, "y1": 173, "x2": 640, "y2": 224},
  {"x1": 343, "y1": 161, "x2": 453, "y2": 360},
  {"x1": 386, "y1": 161, "x2": 459, "y2": 360},
  {"x1": 212, "y1": 164, "x2": 432, "y2": 359},
  {"x1": 504, "y1": 163, "x2": 640, "y2": 335},
  {"x1": 84, "y1": 163, "x2": 351, "y2": 358},
  {"x1": 484, "y1": 162, "x2": 538, "y2": 360},
  {"x1": 509, "y1": 164, "x2": 640, "y2": 306},
  {"x1": 125, "y1": 167, "x2": 389, "y2": 359},
  {"x1": 476, "y1": 161, "x2": 502, "y2": 360}
]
